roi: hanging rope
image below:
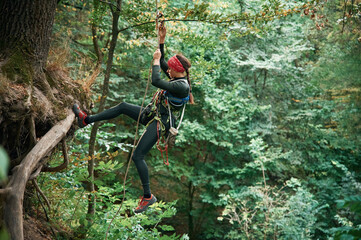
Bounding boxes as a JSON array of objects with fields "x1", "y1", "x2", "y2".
[
  {"x1": 105, "y1": 2, "x2": 160, "y2": 239},
  {"x1": 105, "y1": 63, "x2": 152, "y2": 240}
]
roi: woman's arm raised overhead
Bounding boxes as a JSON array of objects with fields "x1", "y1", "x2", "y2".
[{"x1": 159, "y1": 22, "x2": 171, "y2": 78}]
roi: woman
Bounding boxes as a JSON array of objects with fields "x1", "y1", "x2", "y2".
[{"x1": 72, "y1": 24, "x2": 193, "y2": 213}]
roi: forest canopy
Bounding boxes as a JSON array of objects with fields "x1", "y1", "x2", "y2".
[{"x1": 0, "y1": 0, "x2": 361, "y2": 239}]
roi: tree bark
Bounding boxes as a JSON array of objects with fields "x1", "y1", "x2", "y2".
[
  {"x1": 188, "y1": 181, "x2": 195, "y2": 239},
  {"x1": 85, "y1": 0, "x2": 122, "y2": 226},
  {"x1": 0, "y1": 0, "x2": 57, "y2": 75},
  {"x1": 4, "y1": 112, "x2": 74, "y2": 240},
  {"x1": 0, "y1": 0, "x2": 59, "y2": 162}
]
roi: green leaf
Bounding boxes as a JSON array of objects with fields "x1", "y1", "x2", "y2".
[
  {"x1": 0, "y1": 146, "x2": 9, "y2": 181},
  {"x1": 158, "y1": 224, "x2": 175, "y2": 232}
]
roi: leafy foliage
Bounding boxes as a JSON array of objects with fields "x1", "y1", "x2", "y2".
[
  {"x1": 0, "y1": 146, "x2": 9, "y2": 181},
  {"x1": 34, "y1": 0, "x2": 361, "y2": 239}
]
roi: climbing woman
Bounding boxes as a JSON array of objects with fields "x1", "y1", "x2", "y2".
[{"x1": 72, "y1": 23, "x2": 194, "y2": 213}]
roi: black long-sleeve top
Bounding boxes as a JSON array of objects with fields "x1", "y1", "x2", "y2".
[{"x1": 151, "y1": 43, "x2": 190, "y2": 99}]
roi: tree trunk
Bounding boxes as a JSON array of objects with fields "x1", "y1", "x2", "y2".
[
  {"x1": 0, "y1": 0, "x2": 57, "y2": 75},
  {"x1": 188, "y1": 181, "x2": 195, "y2": 239},
  {"x1": 0, "y1": 1, "x2": 89, "y2": 239},
  {"x1": 4, "y1": 112, "x2": 74, "y2": 240},
  {"x1": 83, "y1": 0, "x2": 122, "y2": 230},
  {"x1": 0, "y1": 0, "x2": 58, "y2": 161}
]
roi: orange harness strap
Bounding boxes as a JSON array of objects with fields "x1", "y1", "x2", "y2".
[{"x1": 156, "y1": 121, "x2": 169, "y2": 166}]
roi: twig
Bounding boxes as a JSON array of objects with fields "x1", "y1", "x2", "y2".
[
  {"x1": 118, "y1": 17, "x2": 246, "y2": 33},
  {"x1": 71, "y1": 38, "x2": 93, "y2": 47},
  {"x1": 43, "y1": 138, "x2": 69, "y2": 172},
  {"x1": 32, "y1": 179, "x2": 51, "y2": 211},
  {"x1": 61, "y1": 1, "x2": 84, "y2": 10},
  {"x1": 33, "y1": 179, "x2": 56, "y2": 238},
  {"x1": 29, "y1": 165, "x2": 43, "y2": 180},
  {"x1": 69, "y1": 189, "x2": 86, "y2": 227},
  {"x1": 99, "y1": 0, "x2": 121, "y2": 12},
  {"x1": 119, "y1": 0, "x2": 317, "y2": 34},
  {"x1": 117, "y1": 7, "x2": 308, "y2": 34},
  {"x1": 29, "y1": 115, "x2": 37, "y2": 147},
  {"x1": 342, "y1": 0, "x2": 349, "y2": 33}
]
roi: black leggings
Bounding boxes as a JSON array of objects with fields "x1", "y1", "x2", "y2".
[{"x1": 86, "y1": 102, "x2": 166, "y2": 197}]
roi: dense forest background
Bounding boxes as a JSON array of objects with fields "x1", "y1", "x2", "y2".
[{"x1": 1, "y1": 0, "x2": 361, "y2": 239}]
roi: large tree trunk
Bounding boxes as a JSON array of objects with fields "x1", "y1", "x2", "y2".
[
  {"x1": 0, "y1": 0, "x2": 57, "y2": 75},
  {"x1": 0, "y1": 1, "x2": 88, "y2": 239},
  {"x1": 0, "y1": 0, "x2": 59, "y2": 162}
]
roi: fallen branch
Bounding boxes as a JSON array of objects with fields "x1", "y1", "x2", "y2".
[{"x1": 4, "y1": 110, "x2": 74, "y2": 240}]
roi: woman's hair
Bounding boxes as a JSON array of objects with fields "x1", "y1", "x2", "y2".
[{"x1": 176, "y1": 54, "x2": 194, "y2": 104}]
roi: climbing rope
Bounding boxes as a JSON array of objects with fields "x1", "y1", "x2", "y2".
[
  {"x1": 105, "y1": 62, "x2": 152, "y2": 240},
  {"x1": 105, "y1": 2, "x2": 161, "y2": 239}
]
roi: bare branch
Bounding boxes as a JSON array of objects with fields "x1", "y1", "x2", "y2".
[
  {"x1": 117, "y1": 5, "x2": 309, "y2": 34},
  {"x1": 99, "y1": 0, "x2": 121, "y2": 12},
  {"x1": 32, "y1": 179, "x2": 51, "y2": 210},
  {"x1": 0, "y1": 188, "x2": 11, "y2": 194},
  {"x1": 33, "y1": 179, "x2": 56, "y2": 238},
  {"x1": 29, "y1": 165, "x2": 43, "y2": 180},
  {"x1": 4, "y1": 111, "x2": 74, "y2": 240},
  {"x1": 117, "y1": 17, "x2": 249, "y2": 33},
  {"x1": 43, "y1": 138, "x2": 69, "y2": 172}
]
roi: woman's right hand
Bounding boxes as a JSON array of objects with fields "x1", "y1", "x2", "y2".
[
  {"x1": 159, "y1": 22, "x2": 166, "y2": 43},
  {"x1": 153, "y1": 49, "x2": 161, "y2": 60}
]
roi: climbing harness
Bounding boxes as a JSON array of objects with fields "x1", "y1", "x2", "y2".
[
  {"x1": 166, "y1": 98, "x2": 186, "y2": 148},
  {"x1": 164, "y1": 90, "x2": 190, "y2": 107},
  {"x1": 162, "y1": 78, "x2": 190, "y2": 107},
  {"x1": 140, "y1": 90, "x2": 161, "y2": 124},
  {"x1": 154, "y1": 79, "x2": 189, "y2": 166}
]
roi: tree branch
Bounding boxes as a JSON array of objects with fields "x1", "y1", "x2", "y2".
[
  {"x1": 4, "y1": 111, "x2": 74, "y2": 240},
  {"x1": 117, "y1": 17, "x2": 249, "y2": 33},
  {"x1": 29, "y1": 165, "x2": 43, "y2": 180},
  {"x1": 117, "y1": 4, "x2": 310, "y2": 34},
  {"x1": 43, "y1": 138, "x2": 69, "y2": 172},
  {"x1": 71, "y1": 38, "x2": 93, "y2": 47},
  {"x1": 32, "y1": 179, "x2": 51, "y2": 211},
  {"x1": 28, "y1": 115, "x2": 37, "y2": 147},
  {"x1": 342, "y1": 0, "x2": 349, "y2": 33},
  {"x1": 33, "y1": 179, "x2": 56, "y2": 238},
  {"x1": 99, "y1": 0, "x2": 121, "y2": 12},
  {"x1": 0, "y1": 188, "x2": 11, "y2": 194}
]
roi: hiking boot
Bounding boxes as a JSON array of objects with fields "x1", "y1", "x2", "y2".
[
  {"x1": 134, "y1": 194, "x2": 157, "y2": 214},
  {"x1": 72, "y1": 104, "x2": 88, "y2": 128}
]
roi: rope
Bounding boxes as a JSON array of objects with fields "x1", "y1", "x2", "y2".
[
  {"x1": 105, "y1": 62, "x2": 152, "y2": 240},
  {"x1": 105, "y1": 1, "x2": 160, "y2": 239},
  {"x1": 156, "y1": 0, "x2": 159, "y2": 44}
]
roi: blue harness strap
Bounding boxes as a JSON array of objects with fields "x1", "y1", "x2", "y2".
[{"x1": 163, "y1": 90, "x2": 189, "y2": 107}]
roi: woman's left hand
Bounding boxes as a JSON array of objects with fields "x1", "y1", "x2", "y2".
[{"x1": 153, "y1": 49, "x2": 161, "y2": 60}]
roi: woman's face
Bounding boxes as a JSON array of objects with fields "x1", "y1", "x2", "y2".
[
  {"x1": 167, "y1": 68, "x2": 184, "y2": 78},
  {"x1": 167, "y1": 68, "x2": 175, "y2": 78}
]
